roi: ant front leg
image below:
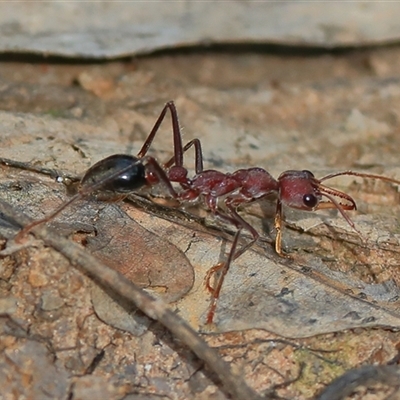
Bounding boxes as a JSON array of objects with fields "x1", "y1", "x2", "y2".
[{"x1": 274, "y1": 199, "x2": 284, "y2": 256}]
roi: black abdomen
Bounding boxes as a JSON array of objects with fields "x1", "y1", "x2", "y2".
[{"x1": 81, "y1": 154, "x2": 147, "y2": 193}]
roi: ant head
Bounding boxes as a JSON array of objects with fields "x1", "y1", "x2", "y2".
[
  {"x1": 278, "y1": 169, "x2": 357, "y2": 213},
  {"x1": 278, "y1": 170, "x2": 322, "y2": 211}
]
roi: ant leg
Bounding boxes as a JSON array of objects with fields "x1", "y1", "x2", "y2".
[
  {"x1": 274, "y1": 200, "x2": 284, "y2": 255},
  {"x1": 223, "y1": 202, "x2": 260, "y2": 260},
  {"x1": 205, "y1": 217, "x2": 258, "y2": 294},
  {"x1": 205, "y1": 202, "x2": 259, "y2": 324},
  {"x1": 0, "y1": 157, "x2": 59, "y2": 179},
  {"x1": 15, "y1": 193, "x2": 82, "y2": 242},
  {"x1": 205, "y1": 196, "x2": 260, "y2": 281},
  {"x1": 136, "y1": 101, "x2": 196, "y2": 185},
  {"x1": 206, "y1": 229, "x2": 242, "y2": 325},
  {"x1": 141, "y1": 156, "x2": 178, "y2": 199},
  {"x1": 0, "y1": 157, "x2": 79, "y2": 184},
  {"x1": 137, "y1": 101, "x2": 184, "y2": 168},
  {"x1": 186, "y1": 139, "x2": 204, "y2": 174},
  {"x1": 164, "y1": 139, "x2": 204, "y2": 174},
  {"x1": 204, "y1": 209, "x2": 258, "y2": 293}
]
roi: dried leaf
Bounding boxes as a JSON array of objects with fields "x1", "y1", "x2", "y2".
[{"x1": 85, "y1": 205, "x2": 194, "y2": 303}]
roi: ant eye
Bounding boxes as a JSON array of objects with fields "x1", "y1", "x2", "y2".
[
  {"x1": 302, "y1": 170, "x2": 315, "y2": 177},
  {"x1": 303, "y1": 194, "x2": 318, "y2": 208}
]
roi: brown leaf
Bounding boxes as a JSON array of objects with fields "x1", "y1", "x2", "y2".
[{"x1": 85, "y1": 204, "x2": 194, "y2": 303}]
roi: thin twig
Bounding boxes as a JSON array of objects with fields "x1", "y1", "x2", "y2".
[
  {"x1": 0, "y1": 199, "x2": 264, "y2": 400},
  {"x1": 316, "y1": 365, "x2": 400, "y2": 400}
]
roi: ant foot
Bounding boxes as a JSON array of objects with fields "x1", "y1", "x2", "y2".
[
  {"x1": 206, "y1": 302, "x2": 217, "y2": 325},
  {"x1": 277, "y1": 251, "x2": 292, "y2": 260},
  {"x1": 14, "y1": 226, "x2": 32, "y2": 244},
  {"x1": 274, "y1": 242, "x2": 292, "y2": 259},
  {"x1": 204, "y1": 262, "x2": 224, "y2": 294},
  {"x1": 0, "y1": 234, "x2": 36, "y2": 256},
  {"x1": 358, "y1": 234, "x2": 368, "y2": 247}
]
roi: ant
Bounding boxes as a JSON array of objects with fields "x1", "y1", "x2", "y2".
[{"x1": 5, "y1": 101, "x2": 400, "y2": 325}]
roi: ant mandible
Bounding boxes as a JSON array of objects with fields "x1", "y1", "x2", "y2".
[{"x1": 9, "y1": 101, "x2": 400, "y2": 325}]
